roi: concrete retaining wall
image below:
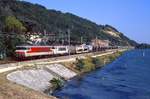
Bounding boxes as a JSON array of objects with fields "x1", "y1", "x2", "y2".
[
  {"x1": 44, "y1": 64, "x2": 77, "y2": 80},
  {"x1": 7, "y1": 64, "x2": 77, "y2": 92},
  {"x1": 7, "y1": 70, "x2": 54, "y2": 92}
]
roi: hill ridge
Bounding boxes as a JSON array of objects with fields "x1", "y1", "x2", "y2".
[{"x1": 0, "y1": 0, "x2": 137, "y2": 46}]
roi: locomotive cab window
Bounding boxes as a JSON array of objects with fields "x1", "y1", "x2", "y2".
[
  {"x1": 58, "y1": 47, "x2": 66, "y2": 51},
  {"x1": 77, "y1": 49, "x2": 83, "y2": 51},
  {"x1": 16, "y1": 47, "x2": 30, "y2": 50},
  {"x1": 84, "y1": 48, "x2": 88, "y2": 51}
]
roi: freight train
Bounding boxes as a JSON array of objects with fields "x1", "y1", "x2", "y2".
[{"x1": 15, "y1": 44, "x2": 94, "y2": 59}]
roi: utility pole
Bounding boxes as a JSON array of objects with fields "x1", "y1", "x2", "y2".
[
  {"x1": 44, "y1": 29, "x2": 46, "y2": 36},
  {"x1": 96, "y1": 36, "x2": 98, "y2": 52},
  {"x1": 43, "y1": 29, "x2": 47, "y2": 45},
  {"x1": 59, "y1": 29, "x2": 64, "y2": 45},
  {"x1": 61, "y1": 33, "x2": 64, "y2": 45},
  {"x1": 81, "y1": 36, "x2": 83, "y2": 44},
  {"x1": 60, "y1": 30, "x2": 64, "y2": 45},
  {"x1": 68, "y1": 29, "x2": 71, "y2": 56}
]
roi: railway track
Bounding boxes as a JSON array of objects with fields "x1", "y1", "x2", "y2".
[
  {"x1": 0, "y1": 50, "x2": 109, "y2": 64},
  {"x1": 0, "y1": 49, "x2": 125, "y2": 73}
]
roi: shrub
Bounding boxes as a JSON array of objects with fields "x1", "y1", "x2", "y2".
[
  {"x1": 92, "y1": 57, "x2": 103, "y2": 68},
  {"x1": 108, "y1": 55, "x2": 116, "y2": 61},
  {"x1": 75, "y1": 57, "x2": 95, "y2": 72},
  {"x1": 75, "y1": 51, "x2": 123, "y2": 73},
  {"x1": 49, "y1": 78, "x2": 64, "y2": 90},
  {"x1": 75, "y1": 58, "x2": 84, "y2": 71},
  {"x1": 82, "y1": 57, "x2": 95, "y2": 72}
]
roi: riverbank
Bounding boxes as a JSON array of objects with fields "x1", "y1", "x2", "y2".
[
  {"x1": 0, "y1": 49, "x2": 126, "y2": 99},
  {"x1": 53, "y1": 49, "x2": 150, "y2": 99},
  {"x1": 62, "y1": 50, "x2": 124, "y2": 75},
  {"x1": 50, "y1": 50, "x2": 124, "y2": 97}
]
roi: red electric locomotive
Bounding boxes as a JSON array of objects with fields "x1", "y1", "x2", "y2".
[{"x1": 15, "y1": 45, "x2": 53, "y2": 58}]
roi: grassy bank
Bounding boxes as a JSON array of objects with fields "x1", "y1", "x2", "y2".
[
  {"x1": 0, "y1": 50, "x2": 124, "y2": 99},
  {"x1": 50, "y1": 51, "x2": 124, "y2": 96},
  {"x1": 63, "y1": 51, "x2": 123, "y2": 74}
]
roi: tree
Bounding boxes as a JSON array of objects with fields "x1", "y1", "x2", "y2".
[
  {"x1": 4, "y1": 34, "x2": 26, "y2": 56},
  {"x1": 3, "y1": 16, "x2": 27, "y2": 57},
  {"x1": 0, "y1": 34, "x2": 6, "y2": 59},
  {"x1": 5, "y1": 16, "x2": 26, "y2": 33}
]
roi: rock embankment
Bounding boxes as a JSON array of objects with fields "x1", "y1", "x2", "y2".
[{"x1": 7, "y1": 64, "x2": 77, "y2": 92}]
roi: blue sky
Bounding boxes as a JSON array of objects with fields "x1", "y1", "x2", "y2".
[{"x1": 24, "y1": 0, "x2": 150, "y2": 43}]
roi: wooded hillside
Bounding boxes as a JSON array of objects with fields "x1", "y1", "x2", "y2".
[{"x1": 0, "y1": 0, "x2": 137, "y2": 57}]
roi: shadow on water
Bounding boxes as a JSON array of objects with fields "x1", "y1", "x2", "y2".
[{"x1": 53, "y1": 49, "x2": 150, "y2": 99}]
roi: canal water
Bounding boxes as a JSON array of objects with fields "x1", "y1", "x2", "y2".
[{"x1": 53, "y1": 49, "x2": 150, "y2": 99}]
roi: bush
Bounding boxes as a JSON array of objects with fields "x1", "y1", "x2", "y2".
[
  {"x1": 75, "y1": 57, "x2": 95, "y2": 72},
  {"x1": 75, "y1": 58, "x2": 84, "y2": 71},
  {"x1": 75, "y1": 52, "x2": 123, "y2": 73},
  {"x1": 92, "y1": 57, "x2": 103, "y2": 68},
  {"x1": 82, "y1": 57, "x2": 95, "y2": 72},
  {"x1": 108, "y1": 55, "x2": 116, "y2": 62},
  {"x1": 49, "y1": 78, "x2": 64, "y2": 90}
]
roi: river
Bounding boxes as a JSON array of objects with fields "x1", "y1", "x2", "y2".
[{"x1": 53, "y1": 49, "x2": 150, "y2": 99}]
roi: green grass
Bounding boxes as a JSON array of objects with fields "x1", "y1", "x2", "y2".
[{"x1": 74, "y1": 51, "x2": 123, "y2": 73}]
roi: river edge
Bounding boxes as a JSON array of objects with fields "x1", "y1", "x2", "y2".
[
  {"x1": 48, "y1": 49, "x2": 126, "y2": 98},
  {"x1": 0, "y1": 49, "x2": 127, "y2": 99}
]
